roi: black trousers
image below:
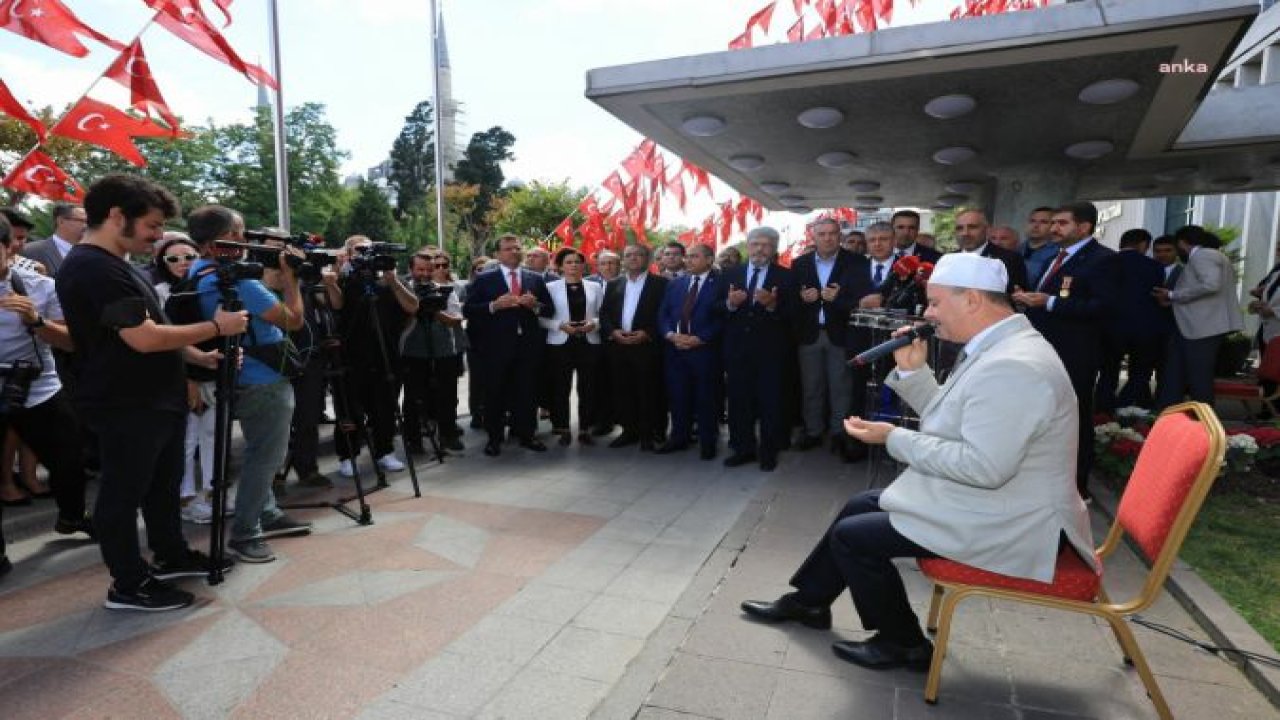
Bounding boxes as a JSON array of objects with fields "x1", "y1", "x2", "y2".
[
  {"x1": 1156, "y1": 332, "x2": 1224, "y2": 410},
  {"x1": 402, "y1": 355, "x2": 463, "y2": 446},
  {"x1": 482, "y1": 345, "x2": 542, "y2": 443},
  {"x1": 334, "y1": 361, "x2": 398, "y2": 460},
  {"x1": 609, "y1": 341, "x2": 663, "y2": 441},
  {"x1": 1096, "y1": 333, "x2": 1162, "y2": 411},
  {"x1": 85, "y1": 408, "x2": 190, "y2": 590},
  {"x1": 547, "y1": 340, "x2": 600, "y2": 431},
  {"x1": 0, "y1": 389, "x2": 87, "y2": 521},
  {"x1": 287, "y1": 354, "x2": 328, "y2": 475},
  {"x1": 726, "y1": 351, "x2": 784, "y2": 462},
  {"x1": 790, "y1": 489, "x2": 936, "y2": 645},
  {"x1": 1064, "y1": 360, "x2": 1100, "y2": 498},
  {"x1": 592, "y1": 346, "x2": 615, "y2": 431}
]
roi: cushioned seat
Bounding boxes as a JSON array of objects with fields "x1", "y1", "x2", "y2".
[{"x1": 919, "y1": 547, "x2": 1101, "y2": 603}]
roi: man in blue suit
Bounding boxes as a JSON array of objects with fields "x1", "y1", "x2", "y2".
[
  {"x1": 463, "y1": 234, "x2": 555, "y2": 457},
  {"x1": 718, "y1": 227, "x2": 796, "y2": 472},
  {"x1": 1096, "y1": 229, "x2": 1165, "y2": 411},
  {"x1": 1014, "y1": 201, "x2": 1121, "y2": 501},
  {"x1": 657, "y1": 243, "x2": 723, "y2": 459}
]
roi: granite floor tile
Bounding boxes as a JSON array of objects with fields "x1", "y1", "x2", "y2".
[
  {"x1": 572, "y1": 593, "x2": 671, "y2": 639},
  {"x1": 476, "y1": 666, "x2": 610, "y2": 720},
  {"x1": 445, "y1": 613, "x2": 562, "y2": 665},
  {"x1": 765, "y1": 668, "x2": 896, "y2": 719},
  {"x1": 531, "y1": 626, "x2": 645, "y2": 683},
  {"x1": 645, "y1": 652, "x2": 779, "y2": 720},
  {"x1": 379, "y1": 650, "x2": 523, "y2": 717}
]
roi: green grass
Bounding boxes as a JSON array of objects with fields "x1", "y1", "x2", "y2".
[{"x1": 1181, "y1": 492, "x2": 1280, "y2": 654}]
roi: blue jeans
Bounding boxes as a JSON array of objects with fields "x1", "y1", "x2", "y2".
[{"x1": 232, "y1": 379, "x2": 294, "y2": 541}]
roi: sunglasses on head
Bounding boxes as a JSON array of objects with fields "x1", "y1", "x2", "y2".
[{"x1": 164, "y1": 253, "x2": 198, "y2": 264}]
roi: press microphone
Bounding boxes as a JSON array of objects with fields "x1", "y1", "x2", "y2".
[{"x1": 849, "y1": 324, "x2": 936, "y2": 366}]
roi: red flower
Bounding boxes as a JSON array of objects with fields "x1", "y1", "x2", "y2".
[
  {"x1": 914, "y1": 262, "x2": 935, "y2": 287},
  {"x1": 1241, "y1": 427, "x2": 1280, "y2": 447},
  {"x1": 891, "y1": 254, "x2": 922, "y2": 280},
  {"x1": 1110, "y1": 438, "x2": 1143, "y2": 458}
]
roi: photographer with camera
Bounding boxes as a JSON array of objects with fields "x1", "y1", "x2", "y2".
[
  {"x1": 185, "y1": 206, "x2": 313, "y2": 564},
  {"x1": 56, "y1": 175, "x2": 247, "y2": 611},
  {"x1": 335, "y1": 235, "x2": 418, "y2": 477},
  {"x1": 401, "y1": 251, "x2": 467, "y2": 455}
]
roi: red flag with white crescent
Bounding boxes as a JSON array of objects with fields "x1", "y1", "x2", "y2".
[
  {"x1": 667, "y1": 171, "x2": 687, "y2": 212},
  {"x1": 602, "y1": 171, "x2": 627, "y2": 202},
  {"x1": 0, "y1": 0, "x2": 124, "y2": 57},
  {"x1": 681, "y1": 161, "x2": 712, "y2": 197},
  {"x1": 0, "y1": 79, "x2": 46, "y2": 143},
  {"x1": 50, "y1": 97, "x2": 174, "y2": 166},
  {"x1": 553, "y1": 216, "x2": 575, "y2": 248},
  {"x1": 147, "y1": 0, "x2": 277, "y2": 89},
  {"x1": 1, "y1": 150, "x2": 82, "y2": 202},
  {"x1": 103, "y1": 40, "x2": 181, "y2": 133}
]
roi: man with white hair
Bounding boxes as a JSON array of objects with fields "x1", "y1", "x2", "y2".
[{"x1": 741, "y1": 253, "x2": 1090, "y2": 672}]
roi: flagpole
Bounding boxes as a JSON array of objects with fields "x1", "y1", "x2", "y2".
[
  {"x1": 431, "y1": 0, "x2": 447, "y2": 250},
  {"x1": 268, "y1": 0, "x2": 291, "y2": 231}
]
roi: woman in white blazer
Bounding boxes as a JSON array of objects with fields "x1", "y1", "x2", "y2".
[{"x1": 541, "y1": 248, "x2": 604, "y2": 445}]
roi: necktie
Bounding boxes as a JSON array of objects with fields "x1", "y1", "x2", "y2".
[
  {"x1": 872, "y1": 263, "x2": 884, "y2": 288},
  {"x1": 1037, "y1": 249, "x2": 1069, "y2": 290},
  {"x1": 680, "y1": 276, "x2": 701, "y2": 334},
  {"x1": 747, "y1": 267, "x2": 760, "y2": 305},
  {"x1": 509, "y1": 270, "x2": 522, "y2": 296}
]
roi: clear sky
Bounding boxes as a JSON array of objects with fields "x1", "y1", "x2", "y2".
[{"x1": 1, "y1": 0, "x2": 956, "y2": 237}]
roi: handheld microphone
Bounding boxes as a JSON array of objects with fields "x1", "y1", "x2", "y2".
[{"x1": 849, "y1": 324, "x2": 936, "y2": 366}]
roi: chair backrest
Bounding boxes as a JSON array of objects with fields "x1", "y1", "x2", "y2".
[{"x1": 1110, "y1": 402, "x2": 1225, "y2": 607}]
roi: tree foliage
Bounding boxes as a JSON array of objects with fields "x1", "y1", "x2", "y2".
[
  {"x1": 452, "y1": 126, "x2": 516, "y2": 243},
  {"x1": 491, "y1": 180, "x2": 587, "y2": 241},
  {"x1": 387, "y1": 100, "x2": 435, "y2": 217},
  {"x1": 346, "y1": 180, "x2": 397, "y2": 243}
]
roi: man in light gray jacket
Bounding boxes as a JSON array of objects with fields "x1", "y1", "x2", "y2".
[
  {"x1": 740, "y1": 254, "x2": 1093, "y2": 672},
  {"x1": 1153, "y1": 225, "x2": 1244, "y2": 408}
]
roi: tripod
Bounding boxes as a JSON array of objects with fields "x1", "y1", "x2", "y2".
[{"x1": 207, "y1": 273, "x2": 241, "y2": 586}]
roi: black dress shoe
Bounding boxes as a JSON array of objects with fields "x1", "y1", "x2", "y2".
[
  {"x1": 591, "y1": 425, "x2": 614, "y2": 437},
  {"x1": 609, "y1": 433, "x2": 639, "y2": 449},
  {"x1": 794, "y1": 435, "x2": 823, "y2": 451},
  {"x1": 655, "y1": 441, "x2": 689, "y2": 455},
  {"x1": 700, "y1": 445, "x2": 717, "y2": 460},
  {"x1": 831, "y1": 634, "x2": 933, "y2": 671},
  {"x1": 759, "y1": 456, "x2": 778, "y2": 472},
  {"x1": 740, "y1": 593, "x2": 832, "y2": 629},
  {"x1": 520, "y1": 438, "x2": 548, "y2": 452},
  {"x1": 723, "y1": 452, "x2": 757, "y2": 468},
  {"x1": 483, "y1": 441, "x2": 502, "y2": 457}
]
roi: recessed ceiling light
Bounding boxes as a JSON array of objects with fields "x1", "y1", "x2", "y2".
[
  {"x1": 797, "y1": 107, "x2": 844, "y2": 129},
  {"x1": 1064, "y1": 140, "x2": 1114, "y2": 160},
  {"x1": 779, "y1": 195, "x2": 807, "y2": 206},
  {"x1": 760, "y1": 181, "x2": 791, "y2": 194},
  {"x1": 1078, "y1": 78, "x2": 1141, "y2": 105},
  {"x1": 924, "y1": 94, "x2": 976, "y2": 119},
  {"x1": 816, "y1": 151, "x2": 857, "y2": 169},
  {"x1": 790, "y1": 206, "x2": 814, "y2": 214},
  {"x1": 935, "y1": 194, "x2": 968, "y2": 207},
  {"x1": 945, "y1": 180, "x2": 979, "y2": 194},
  {"x1": 728, "y1": 154, "x2": 765, "y2": 171},
  {"x1": 855, "y1": 195, "x2": 884, "y2": 205},
  {"x1": 1120, "y1": 182, "x2": 1157, "y2": 193},
  {"x1": 932, "y1": 146, "x2": 977, "y2": 165},
  {"x1": 848, "y1": 180, "x2": 880, "y2": 193},
  {"x1": 680, "y1": 115, "x2": 727, "y2": 137},
  {"x1": 1211, "y1": 176, "x2": 1251, "y2": 189},
  {"x1": 1154, "y1": 166, "x2": 1196, "y2": 182}
]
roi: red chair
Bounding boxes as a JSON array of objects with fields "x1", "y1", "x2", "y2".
[{"x1": 916, "y1": 402, "x2": 1226, "y2": 720}]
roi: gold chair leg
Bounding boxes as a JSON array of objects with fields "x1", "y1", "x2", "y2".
[
  {"x1": 1105, "y1": 614, "x2": 1172, "y2": 720},
  {"x1": 926, "y1": 584, "x2": 944, "y2": 633},
  {"x1": 924, "y1": 588, "x2": 967, "y2": 704}
]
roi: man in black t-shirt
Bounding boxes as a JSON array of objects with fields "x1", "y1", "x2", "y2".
[{"x1": 56, "y1": 174, "x2": 248, "y2": 612}]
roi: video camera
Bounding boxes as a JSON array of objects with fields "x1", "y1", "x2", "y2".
[
  {"x1": 413, "y1": 282, "x2": 453, "y2": 318},
  {"x1": 0, "y1": 360, "x2": 39, "y2": 415},
  {"x1": 214, "y1": 239, "x2": 338, "y2": 284},
  {"x1": 348, "y1": 242, "x2": 407, "y2": 288}
]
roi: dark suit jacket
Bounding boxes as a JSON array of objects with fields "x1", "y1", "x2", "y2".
[
  {"x1": 600, "y1": 273, "x2": 669, "y2": 340},
  {"x1": 980, "y1": 243, "x2": 1030, "y2": 295},
  {"x1": 907, "y1": 243, "x2": 942, "y2": 264},
  {"x1": 462, "y1": 266, "x2": 554, "y2": 353},
  {"x1": 716, "y1": 263, "x2": 795, "y2": 361},
  {"x1": 20, "y1": 237, "x2": 66, "y2": 277},
  {"x1": 658, "y1": 271, "x2": 723, "y2": 344},
  {"x1": 1109, "y1": 250, "x2": 1167, "y2": 340},
  {"x1": 790, "y1": 249, "x2": 864, "y2": 346},
  {"x1": 1024, "y1": 239, "x2": 1121, "y2": 374}
]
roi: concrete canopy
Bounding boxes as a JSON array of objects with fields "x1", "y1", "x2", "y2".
[{"x1": 585, "y1": 0, "x2": 1269, "y2": 215}]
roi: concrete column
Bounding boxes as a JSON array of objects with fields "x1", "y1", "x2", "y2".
[{"x1": 991, "y1": 165, "x2": 1080, "y2": 230}]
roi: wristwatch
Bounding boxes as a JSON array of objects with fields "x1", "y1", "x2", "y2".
[{"x1": 25, "y1": 314, "x2": 45, "y2": 330}]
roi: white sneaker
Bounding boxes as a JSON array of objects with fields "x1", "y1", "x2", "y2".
[
  {"x1": 181, "y1": 501, "x2": 213, "y2": 525},
  {"x1": 338, "y1": 459, "x2": 355, "y2": 478},
  {"x1": 376, "y1": 454, "x2": 405, "y2": 472}
]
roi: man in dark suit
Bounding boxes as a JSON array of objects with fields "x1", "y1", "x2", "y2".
[
  {"x1": 844, "y1": 223, "x2": 899, "y2": 461},
  {"x1": 600, "y1": 244, "x2": 669, "y2": 451},
  {"x1": 1095, "y1": 229, "x2": 1165, "y2": 411},
  {"x1": 891, "y1": 210, "x2": 941, "y2": 264},
  {"x1": 718, "y1": 228, "x2": 796, "y2": 472},
  {"x1": 463, "y1": 234, "x2": 555, "y2": 457},
  {"x1": 792, "y1": 218, "x2": 867, "y2": 458},
  {"x1": 953, "y1": 209, "x2": 1029, "y2": 294},
  {"x1": 1014, "y1": 201, "x2": 1121, "y2": 501},
  {"x1": 657, "y1": 243, "x2": 722, "y2": 459},
  {"x1": 21, "y1": 202, "x2": 85, "y2": 278}
]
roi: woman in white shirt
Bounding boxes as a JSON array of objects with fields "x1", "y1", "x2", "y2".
[{"x1": 542, "y1": 248, "x2": 603, "y2": 446}]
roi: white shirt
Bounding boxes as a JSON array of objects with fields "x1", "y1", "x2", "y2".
[
  {"x1": 51, "y1": 234, "x2": 73, "y2": 259},
  {"x1": 621, "y1": 272, "x2": 647, "y2": 332},
  {"x1": 0, "y1": 266, "x2": 63, "y2": 407},
  {"x1": 963, "y1": 242, "x2": 989, "y2": 255},
  {"x1": 814, "y1": 252, "x2": 837, "y2": 325},
  {"x1": 869, "y1": 256, "x2": 893, "y2": 287},
  {"x1": 500, "y1": 264, "x2": 523, "y2": 293}
]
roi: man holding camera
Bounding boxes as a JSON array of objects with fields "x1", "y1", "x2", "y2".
[
  {"x1": 402, "y1": 252, "x2": 467, "y2": 454},
  {"x1": 56, "y1": 175, "x2": 248, "y2": 611},
  {"x1": 186, "y1": 205, "x2": 313, "y2": 564},
  {"x1": 336, "y1": 236, "x2": 418, "y2": 476}
]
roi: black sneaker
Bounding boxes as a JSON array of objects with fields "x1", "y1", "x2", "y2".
[
  {"x1": 229, "y1": 537, "x2": 276, "y2": 563},
  {"x1": 152, "y1": 549, "x2": 235, "y2": 581},
  {"x1": 260, "y1": 514, "x2": 313, "y2": 539},
  {"x1": 104, "y1": 576, "x2": 194, "y2": 612},
  {"x1": 54, "y1": 514, "x2": 96, "y2": 539}
]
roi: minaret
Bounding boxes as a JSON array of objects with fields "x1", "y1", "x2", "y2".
[{"x1": 436, "y1": 19, "x2": 460, "y2": 181}]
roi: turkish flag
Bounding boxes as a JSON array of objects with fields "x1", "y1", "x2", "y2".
[
  {"x1": 147, "y1": 0, "x2": 277, "y2": 89},
  {"x1": 51, "y1": 97, "x2": 174, "y2": 166},
  {"x1": 719, "y1": 202, "x2": 735, "y2": 247},
  {"x1": 816, "y1": 0, "x2": 838, "y2": 30},
  {"x1": 1, "y1": 0, "x2": 124, "y2": 57},
  {"x1": 0, "y1": 79, "x2": 46, "y2": 143},
  {"x1": 1, "y1": 150, "x2": 82, "y2": 202},
  {"x1": 553, "y1": 216, "x2": 575, "y2": 248},
  {"x1": 735, "y1": 197, "x2": 751, "y2": 233},
  {"x1": 211, "y1": 0, "x2": 234, "y2": 26},
  {"x1": 698, "y1": 218, "x2": 716, "y2": 246},
  {"x1": 577, "y1": 195, "x2": 599, "y2": 217},
  {"x1": 682, "y1": 161, "x2": 712, "y2": 197},
  {"x1": 728, "y1": 30, "x2": 751, "y2": 50},
  {"x1": 792, "y1": 0, "x2": 808, "y2": 14},
  {"x1": 872, "y1": 0, "x2": 893, "y2": 23},
  {"x1": 854, "y1": 0, "x2": 878, "y2": 31},
  {"x1": 667, "y1": 171, "x2": 687, "y2": 211},
  {"x1": 677, "y1": 230, "x2": 696, "y2": 247},
  {"x1": 746, "y1": 2, "x2": 777, "y2": 34},
  {"x1": 602, "y1": 171, "x2": 627, "y2": 202},
  {"x1": 103, "y1": 41, "x2": 181, "y2": 133},
  {"x1": 787, "y1": 18, "x2": 804, "y2": 42}
]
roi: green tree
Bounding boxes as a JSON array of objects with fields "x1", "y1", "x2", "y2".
[
  {"x1": 346, "y1": 180, "x2": 396, "y2": 243},
  {"x1": 387, "y1": 100, "x2": 435, "y2": 217},
  {"x1": 491, "y1": 180, "x2": 586, "y2": 241},
  {"x1": 452, "y1": 126, "x2": 515, "y2": 244}
]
